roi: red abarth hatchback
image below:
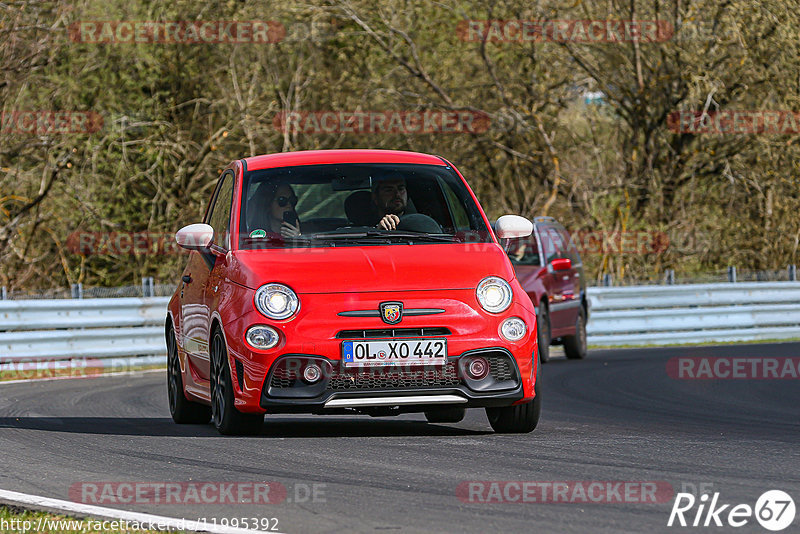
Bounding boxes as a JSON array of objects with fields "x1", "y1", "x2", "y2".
[{"x1": 166, "y1": 149, "x2": 540, "y2": 435}]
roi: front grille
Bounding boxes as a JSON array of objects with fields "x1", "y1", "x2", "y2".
[
  {"x1": 327, "y1": 362, "x2": 460, "y2": 391},
  {"x1": 336, "y1": 327, "x2": 451, "y2": 339},
  {"x1": 266, "y1": 352, "x2": 518, "y2": 392},
  {"x1": 487, "y1": 354, "x2": 514, "y2": 381},
  {"x1": 270, "y1": 366, "x2": 298, "y2": 389}
]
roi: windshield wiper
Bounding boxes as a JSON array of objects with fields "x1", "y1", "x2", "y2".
[
  {"x1": 379, "y1": 232, "x2": 460, "y2": 243},
  {"x1": 309, "y1": 231, "x2": 459, "y2": 243},
  {"x1": 242, "y1": 234, "x2": 318, "y2": 246}
]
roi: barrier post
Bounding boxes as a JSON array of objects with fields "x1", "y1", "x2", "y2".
[
  {"x1": 71, "y1": 283, "x2": 83, "y2": 299},
  {"x1": 142, "y1": 277, "x2": 154, "y2": 297}
]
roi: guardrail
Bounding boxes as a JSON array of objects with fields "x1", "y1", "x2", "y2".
[
  {"x1": 0, "y1": 298, "x2": 169, "y2": 365},
  {"x1": 1, "y1": 283, "x2": 799, "y2": 362},
  {"x1": 586, "y1": 282, "x2": 800, "y2": 346}
]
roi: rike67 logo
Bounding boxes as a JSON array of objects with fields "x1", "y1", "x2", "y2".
[{"x1": 668, "y1": 490, "x2": 796, "y2": 531}]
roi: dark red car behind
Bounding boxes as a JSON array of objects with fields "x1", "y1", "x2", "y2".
[{"x1": 506, "y1": 217, "x2": 588, "y2": 363}]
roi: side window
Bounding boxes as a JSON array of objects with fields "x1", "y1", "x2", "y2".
[
  {"x1": 549, "y1": 227, "x2": 568, "y2": 254},
  {"x1": 206, "y1": 173, "x2": 234, "y2": 249},
  {"x1": 541, "y1": 227, "x2": 563, "y2": 263},
  {"x1": 557, "y1": 226, "x2": 580, "y2": 264}
]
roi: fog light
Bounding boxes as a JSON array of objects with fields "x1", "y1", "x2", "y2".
[
  {"x1": 466, "y1": 357, "x2": 489, "y2": 380},
  {"x1": 500, "y1": 317, "x2": 527, "y2": 342},
  {"x1": 303, "y1": 364, "x2": 322, "y2": 383},
  {"x1": 245, "y1": 325, "x2": 279, "y2": 349}
]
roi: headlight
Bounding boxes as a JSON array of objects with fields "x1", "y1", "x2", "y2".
[
  {"x1": 476, "y1": 276, "x2": 513, "y2": 313},
  {"x1": 500, "y1": 317, "x2": 527, "y2": 341},
  {"x1": 254, "y1": 283, "x2": 299, "y2": 320},
  {"x1": 245, "y1": 325, "x2": 280, "y2": 349}
]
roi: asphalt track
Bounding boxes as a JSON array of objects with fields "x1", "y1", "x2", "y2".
[{"x1": 0, "y1": 343, "x2": 798, "y2": 533}]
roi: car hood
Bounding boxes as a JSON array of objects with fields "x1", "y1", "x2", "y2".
[{"x1": 227, "y1": 243, "x2": 515, "y2": 294}]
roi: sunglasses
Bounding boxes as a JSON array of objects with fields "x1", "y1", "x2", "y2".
[{"x1": 276, "y1": 195, "x2": 298, "y2": 207}]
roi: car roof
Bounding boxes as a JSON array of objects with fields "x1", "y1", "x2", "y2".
[
  {"x1": 243, "y1": 149, "x2": 447, "y2": 171},
  {"x1": 533, "y1": 217, "x2": 566, "y2": 229}
]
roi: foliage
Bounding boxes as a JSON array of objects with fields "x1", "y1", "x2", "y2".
[{"x1": 1, "y1": 0, "x2": 798, "y2": 288}]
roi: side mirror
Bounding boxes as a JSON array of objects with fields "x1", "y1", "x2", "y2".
[
  {"x1": 494, "y1": 215, "x2": 533, "y2": 239},
  {"x1": 175, "y1": 223, "x2": 214, "y2": 251},
  {"x1": 550, "y1": 258, "x2": 572, "y2": 271}
]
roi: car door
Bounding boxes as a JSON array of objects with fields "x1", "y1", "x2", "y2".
[
  {"x1": 554, "y1": 224, "x2": 582, "y2": 327},
  {"x1": 180, "y1": 171, "x2": 234, "y2": 381},
  {"x1": 542, "y1": 225, "x2": 578, "y2": 331},
  {"x1": 538, "y1": 225, "x2": 569, "y2": 329},
  {"x1": 201, "y1": 170, "x2": 236, "y2": 378}
]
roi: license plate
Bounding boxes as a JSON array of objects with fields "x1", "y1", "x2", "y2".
[{"x1": 342, "y1": 339, "x2": 448, "y2": 368}]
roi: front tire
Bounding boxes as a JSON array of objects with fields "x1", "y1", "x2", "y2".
[
  {"x1": 167, "y1": 323, "x2": 211, "y2": 424},
  {"x1": 424, "y1": 407, "x2": 466, "y2": 423},
  {"x1": 210, "y1": 328, "x2": 264, "y2": 436},
  {"x1": 486, "y1": 377, "x2": 541, "y2": 433},
  {"x1": 537, "y1": 302, "x2": 551, "y2": 364},
  {"x1": 563, "y1": 307, "x2": 588, "y2": 360}
]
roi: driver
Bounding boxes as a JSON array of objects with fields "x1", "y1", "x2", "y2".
[{"x1": 372, "y1": 173, "x2": 407, "y2": 230}]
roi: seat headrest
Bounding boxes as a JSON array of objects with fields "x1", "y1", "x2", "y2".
[
  {"x1": 344, "y1": 189, "x2": 418, "y2": 226},
  {"x1": 345, "y1": 190, "x2": 380, "y2": 226}
]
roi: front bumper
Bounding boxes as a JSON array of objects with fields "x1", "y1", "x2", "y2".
[
  {"x1": 220, "y1": 288, "x2": 538, "y2": 413},
  {"x1": 259, "y1": 348, "x2": 526, "y2": 414},
  {"x1": 261, "y1": 387, "x2": 524, "y2": 414}
]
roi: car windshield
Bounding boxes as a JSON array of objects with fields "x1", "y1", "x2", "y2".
[{"x1": 238, "y1": 163, "x2": 491, "y2": 248}]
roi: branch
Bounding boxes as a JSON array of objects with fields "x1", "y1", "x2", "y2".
[{"x1": 0, "y1": 151, "x2": 71, "y2": 252}]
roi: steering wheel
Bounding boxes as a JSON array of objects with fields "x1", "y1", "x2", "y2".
[{"x1": 397, "y1": 213, "x2": 443, "y2": 233}]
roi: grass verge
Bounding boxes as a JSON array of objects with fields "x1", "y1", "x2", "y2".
[
  {"x1": 0, "y1": 364, "x2": 165, "y2": 383},
  {"x1": 0, "y1": 505, "x2": 169, "y2": 533}
]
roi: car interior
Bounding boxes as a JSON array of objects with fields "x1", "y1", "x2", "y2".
[{"x1": 238, "y1": 163, "x2": 488, "y2": 244}]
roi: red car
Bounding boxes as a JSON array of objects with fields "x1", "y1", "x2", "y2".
[
  {"x1": 506, "y1": 217, "x2": 588, "y2": 363},
  {"x1": 166, "y1": 149, "x2": 540, "y2": 435}
]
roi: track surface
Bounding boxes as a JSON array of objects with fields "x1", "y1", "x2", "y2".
[{"x1": 1, "y1": 343, "x2": 798, "y2": 533}]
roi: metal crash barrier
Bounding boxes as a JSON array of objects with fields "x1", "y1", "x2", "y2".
[{"x1": 1, "y1": 282, "x2": 800, "y2": 364}]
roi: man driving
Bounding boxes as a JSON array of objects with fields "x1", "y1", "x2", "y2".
[{"x1": 372, "y1": 173, "x2": 408, "y2": 230}]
